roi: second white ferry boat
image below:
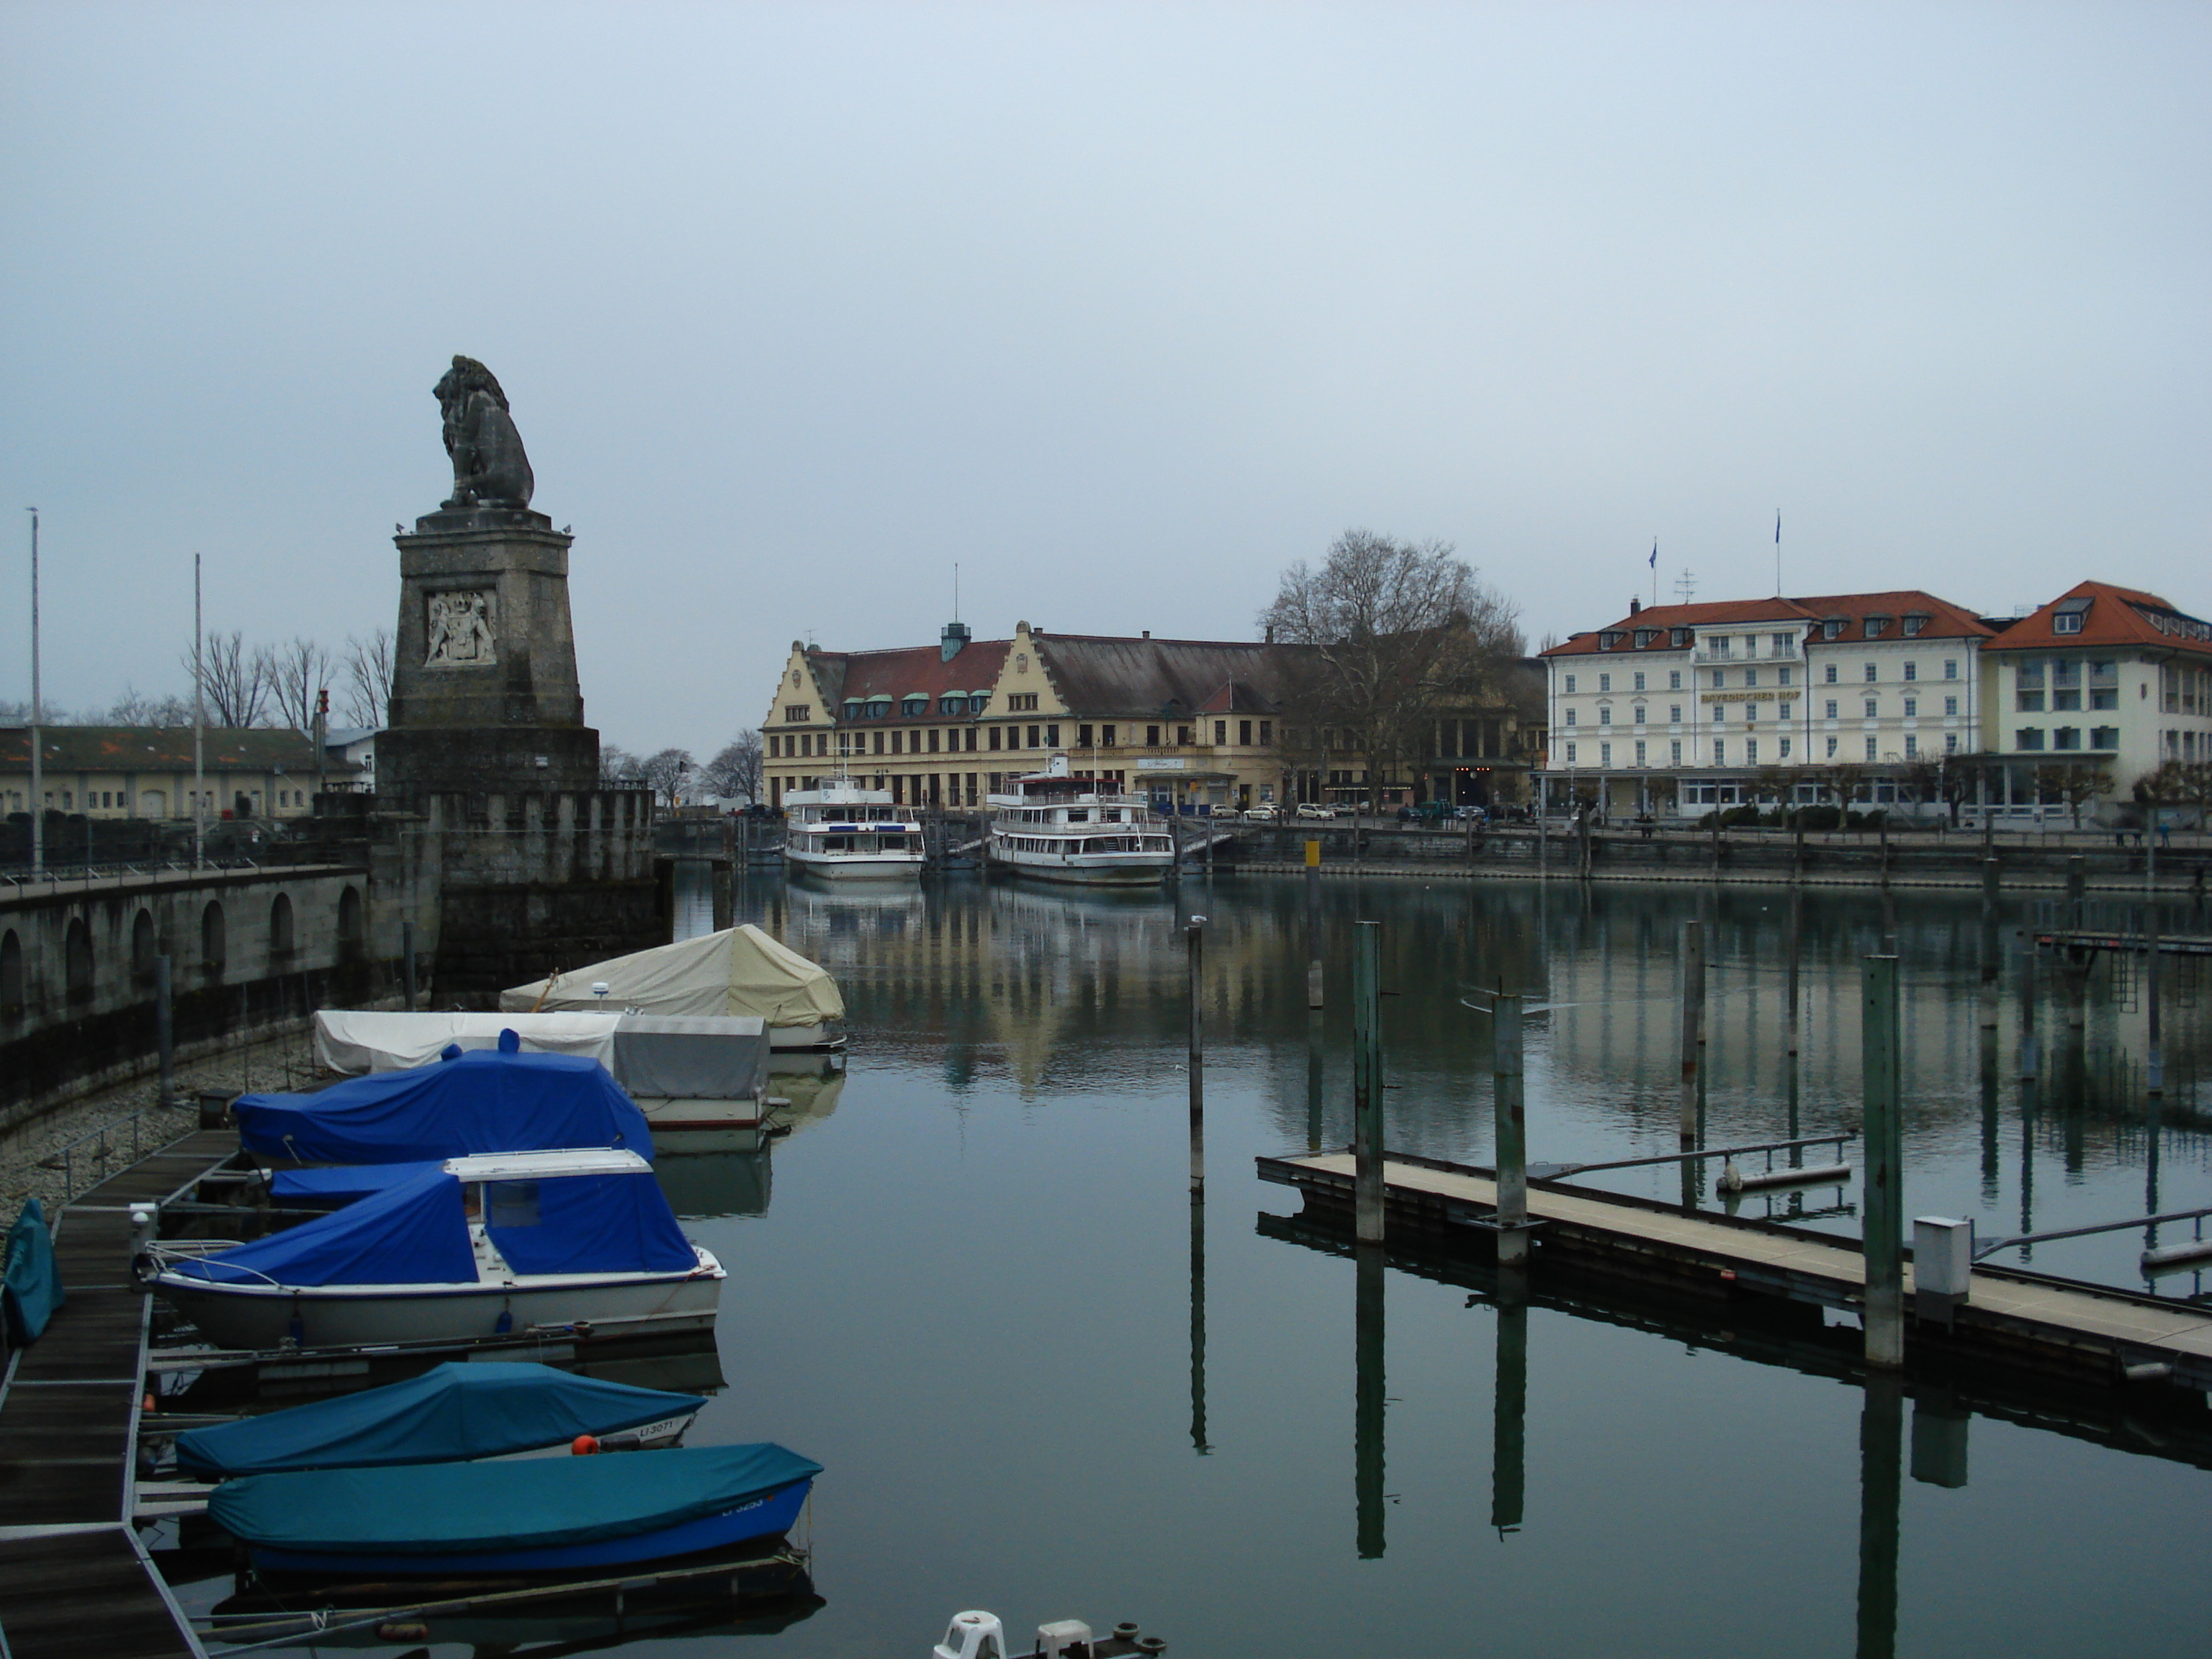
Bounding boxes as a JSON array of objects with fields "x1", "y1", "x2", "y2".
[
  {"x1": 986, "y1": 758, "x2": 1176, "y2": 886},
  {"x1": 783, "y1": 779, "x2": 925, "y2": 881}
]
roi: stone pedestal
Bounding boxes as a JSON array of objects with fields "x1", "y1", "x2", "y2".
[{"x1": 374, "y1": 505, "x2": 666, "y2": 1004}]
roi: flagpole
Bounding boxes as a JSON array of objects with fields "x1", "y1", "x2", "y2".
[
  {"x1": 1774, "y1": 511, "x2": 1782, "y2": 597},
  {"x1": 27, "y1": 508, "x2": 40, "y2": 876}
]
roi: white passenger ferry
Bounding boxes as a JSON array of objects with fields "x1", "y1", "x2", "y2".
[
  {"x1": 783, "y1": 780, "x2": 925, "y2": 881},
  {"x1": 987, "y1": 759, "x2": 1176, "y2": 886}
]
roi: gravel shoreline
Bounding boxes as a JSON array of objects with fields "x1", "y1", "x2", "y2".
[{"x1": 1, "y1": 1026, "x2": 319, "y2": 1220}]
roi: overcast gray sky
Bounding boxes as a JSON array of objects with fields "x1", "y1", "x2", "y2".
[{"x1": 4, "y1": 1, "x2": 2206, "y2": 758}]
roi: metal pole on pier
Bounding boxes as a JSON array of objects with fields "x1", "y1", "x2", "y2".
[
  {"x1": 2018, "y1": 930, "x2": 2039, "y2": 1084},
  {"x1": 1305, "y1": 838, "x2": 1323, "y2": 1008},
  {"x1": 1493, "y1": 992, "x2": 1529, "y2": 1267},
  {"x1": 2145, "y1": 903, "x2": 2163, "y2": 1102},
  {"x1": 1862, "y1": 953, "x2": 1905, "y2": 1370},
  {"x1": 1352, "y1": 920, "x2": 1385, "y2": 1244},
  {"x1": 402, "y1": 919, "x2": 417, "y2": 1012},
  {"x1": 1979, "y1": 858, "x2": 2000, "y2": 1031},
  {"x1": 1678, "y1": 920, "x2": 1704, "y2": 1143},
  {"x1": 155, "y1": 954, "x2": 176, "y2": 1108},
  {"x1": 1187, "y1": 914, "x2": 1206, "y2": 1195}
]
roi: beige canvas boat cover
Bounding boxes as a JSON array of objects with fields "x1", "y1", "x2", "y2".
[
  {"x1": 315, "y1": 1010, "x2": 624, "y2": 1074},
  {"x1": 497, "y1": 925, "x2": 845, "y2": 1028}
]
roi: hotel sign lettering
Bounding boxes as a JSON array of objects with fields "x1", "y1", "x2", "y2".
[
  {"x1": 1700, "y1": 691, "x2": 1781, "y2": 703},
  {"x1": 1136, "y1": 757, "x2": 1187, "y2": 771}
]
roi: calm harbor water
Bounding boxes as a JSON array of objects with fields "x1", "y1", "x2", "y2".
[{"x1": 236, "y1": 868, "x2": 2212, "y2": 1656}]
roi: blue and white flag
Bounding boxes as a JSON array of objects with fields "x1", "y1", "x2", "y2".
[{"x1": 1649, "y1": 539, "x2": 1658, "y2": 570}]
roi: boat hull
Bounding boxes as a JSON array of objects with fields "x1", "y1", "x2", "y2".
[
  {"x1": 246, "y1": 1477, "x2": 812, "y2": 1576},
  {"x1": 784, "y1": 850, "x2": 922, "y2": 880},
  {"x1": 158, "y1": 1268, "x2": 723, "y2": 1352},
  {"x1": 991, "y1": 850, "x2": 1174, "y2": 886}
]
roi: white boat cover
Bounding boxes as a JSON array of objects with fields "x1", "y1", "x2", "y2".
[
  {"x1": 496, "y1": 925, "x2": 846, "y2": 1028},
  {"x1": 315, "y1": 1011, "x2": 624, "y2": 1075}
]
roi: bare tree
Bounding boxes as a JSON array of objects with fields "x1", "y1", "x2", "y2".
[
  {"x1": 1261, "y1": 530, "x2": 1522, "y2": 817},
  {"x1": 266, "y1": 637, "x2": 335, "y2": 733},
  {"x1": 186, "y1": 630, "x2": 272, "y2": 728},
  {"x1": 341, "y1": 630, "x2": 395, "y2": 729},
  {"x1": 599, "y1": 745, "x2": 644, "y2": 786},
  {"x1": 700, "y1": 734, "x2": 764, "y2": 804},
  {"x1": 2033, "y1": 761, "x2": 2110, "y2": 829},
  {"x1": 639, "y1": 747, "x2": 694, "y2": 806},
  {"x1": 2134, "y1": 759, "x2": 2212, "y2": 830}
]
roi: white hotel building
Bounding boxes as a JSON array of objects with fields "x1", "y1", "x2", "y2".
[{"x1": 1539, "y1": 580, "x2": 2212, "y2": 821}]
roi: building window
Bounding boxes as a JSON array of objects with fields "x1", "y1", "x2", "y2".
[
  {"x1": 1822, "y1": 619, "x2": 1843, "y2": 640},
  {"x1": 1564, "y1": 674, "x2": 1578, "y2": 693},
  {"x1": 1633, "y1": 672, "x2": 1646, "y2": 691},
  {"x1": 2054, "y1": 611, "x2": 2082, "y2": 635},
  {"x1": 1745, "y1": 667, "x2": 1759, "y2": 688},
  {"x1": 1825, "y1": 664, "x2": 1838, "y2": 683},
  {"x1": 1902, "y1": 614, "x2": 1928, "y2": 638},
  {"x1": 1904, "y1": 736, "x2": 1917, "y2": 757},
  {"x1": 1779, "y1": 666, "x2": 1793, "y2": 686},
  {"x1": 1632, "y1": 705, "x2": 1647, "y2": 726},
  {"x1": 1668, "y1": 705, "x2": 1682, "y2": 724},
  {"x1": 1175, "y1": 724, "x2": 1191, "y2": 745},
  {"x1": 1671, "y1": 628, "x2": 1691, "y2": 648},
  {"x1": 1945, "y1": 734, "x2": 1958, "y2": 753},
  {"x1": 1670, "y1": 740, "x2": 1682, "y2": 765},
  {"x1": 1599, "y1": 707, "x2": 1611, "y2": 726},
  {"x1": 927, "y1": 730, "x2": 940, "y2": 754},
  {"x1": 1044, "y1": 725, "x2": 1058, "y2": 747},
  {"x1": 1668, "y1": 670, "x2": 1683, "y2": 690},
  {"x1": 1214, "y1": 721, "x2": 1227, "y2": 745},
  {"x1": 1712, "y1": 739, "x2": 1725, "y2": 765},
  {"x1": 1779, "y1": 702, "x2": 1793, "y2": 721},
  {"x1": 1635, "y1": 739, "x2": 1647, "y2": 765},
  {"x1": 1146, "y1": 724, "x2": 1161, "y2": 745},
  {"x1": 1903, "y1": 698, "x2": 1917, "y2": 717},
  {"x1": 1564, "y1": 742, "x2": 1577, "y2": 764},
  {"x1": 2016, "y1": 689, "x2": 2044, "y2": 712},
  {"x1": 2053, "y1": 728, "x2": 2080, "y2": 750},
  {"x1": 1565, "y1": 709, "x2": 1578, "y2": 727},
  {"x1": 2016, "y1": 729, "x2": 2045, "y2": 751},
  {"x1": 1825, "y1": 737, "x2": 1838, "y2": 757},
  {"x1": 1745, "y1": 739, "x2": 1759, "y2": 765},
  {"x1": 1944, "y1": 696, "x2": 1958, "y2": 717},
  {"x1": 1105, "y1": 724, "x2": 1120, "y2": 746},
  {"x1": 1865, "y1": 616, "x2": 1889, "y2": 639},
  {"x1": 1600, "y1": 742, "x2": 1612, "y2": 767},
  {"x1": 1863, "y1": 663, "x2": 1878, "y2": 682},
  {"x1": 1772, "y1": 633, "x2": 1793, "y2": 657},
  {"x1": 1903, "y1": 662, "x2": 1917, "y2": 681},
  {"x1": 1238, "y1": 720, "x2": 1251, "y2": 745},
  {"x1": 1944, "y1": 660, "x2": 1958, "y2": 680},
  {"x1": 1259, "y1": 721, "x2": 1271, "y2": 745},
  {"x1": 1077, "y1": 724, "x2": 1093, "y2": 747},
  {"x1": 784, "y1": 703, "x2": 811, "y2": 721},
  {"x1": 1864, "y1": 699, "x2": 1878, "y2": 719},
  {"x1": 1599, "y1": 673, "x2": 1611, "y2": 692},
  {"x1": 1713, "y1": 705, "x2": 1727, "y2": 724},
  {"x1": 2091, "y1": 727, "x2": 2118, "y2": 750},
  {"x1": 1779, "y1": 738, "x2": 1792, "y2": 758},
  {"x1": 1864, "y1": 737, "x2": 1878, "y2": 761},
  {"x1": 1711, "y1": 670, "x2": 1725, "y2": 688}
]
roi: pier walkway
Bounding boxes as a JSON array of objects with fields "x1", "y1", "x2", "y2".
[
  {"x1": 0, "y1": 1129, "x2": 234, "y2": 1659},
  {"x1": 1261, "y1": 1150, "x2": 2212, "y2": 1393}
]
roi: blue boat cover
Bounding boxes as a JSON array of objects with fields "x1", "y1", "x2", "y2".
[
  {"x1": 233, "y1": 1049, "x2": 655, "y2": 1165},
  {"x1": 175, "y1": 1361, "x2": 705, "y2": 1477},
  {"x1": 209, "y1": 1442, "x2": 822, "y2": 1555},
  {"x1": 485, "y1": 1172, "x2": 698, "y2": 1275},
  {"x1": 169, "y1": 1170, "x2": 477, "y2": 1287},
  {"x1": 2, "y1": 1199, "x2": 64, "y2": 1346},
  {"x1": 271, "y1": 1162, "x2": 446, "y2": 1207}
]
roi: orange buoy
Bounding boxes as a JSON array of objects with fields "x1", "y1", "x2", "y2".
[{"x1": 571, "y1": 1434, "x2": 601, "y2": 1455}]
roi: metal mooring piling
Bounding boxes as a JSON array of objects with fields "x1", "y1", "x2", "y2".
[
  {"x1": 1304, "y1": 838, "x2": 1323, "y2": 1009},
  {"x1": 1187, "y1": 913, "x2": 1206, "y2": 1195},
  {"x1": 1678, "y1": 920, "x2": 1705, "y2": 1143},
  {"x1": 1352, "y1": 920, "x2": 1385, "y2": 1244},
  {"x1": 1492, "y1": 991, "x2": 1530, "y2": 1267},
  {"x1": 1863, "y1": 953, "x2": 1905, "y2": 1370}
]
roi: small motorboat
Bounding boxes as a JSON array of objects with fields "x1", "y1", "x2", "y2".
[
  {"x1": 209, "y1": 1441, "x2": 820, "y2": 1576},
  {"x1": 499, "y1": 925, "x2": 849, "y2": 1052},
  {"x1": 170, "y1": 1360, "x2": 707, "y2": 1478},
  {"x1": 234, "y1": 1038, "x2": 657, "y2": 1166},
  {"x1": 144, "y1": 1148, "x2": 723, "y2": 1352}
]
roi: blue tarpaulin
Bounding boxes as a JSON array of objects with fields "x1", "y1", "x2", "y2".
[
  {"x1": 171, "y1": 1170, "x2": 477, "y2": 1287},
  {"x1": 234, "y1": 1049, "x2": 655, "y2": 1165},
  {"x1": 2, "y1": 1199, "x2": 63, "y2": 1346},
  {"x1": 175, "y1": 1361, "x2": 705, "y2": 1477},
  {"x1": 270, "y1": 1162, "x2": 446, "y2": 1207},
  {"x1": 486, "y1": 1172, "x2": 698, "y2": 1276},
  {"x1": 210, "y1": 1442, "x2": 822, "y2": 1555}
]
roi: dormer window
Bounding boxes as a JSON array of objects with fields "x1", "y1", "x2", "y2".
[
  {"x1": 1633, "y1": 629, "x2": 1658, "y2": 649},
  {"x1": 1902, "y1": 613, "x2": 1929, "y2": 638},
  {"x1": 1670, "y1": 627, "x2": 1692, "y2": 648},
  {"x1": 939, "y1": 695, "x2": 968, "y2": 716},
  {"x1": 1864, "y1": 616, "x2": 1890, "y2": 639},
  {"x1": 901, "y1": 695, "x2": 928, "y2": 717},
  {"x1": 2052, "y1": 596, "x2": 2092, "y2": 636},
  {"x1": 1822, "y1": 618, "x2": 1845, "y2": 640},
  {"x1": 1598, "y1": 630, "x2": 1624, "y2": 650}
]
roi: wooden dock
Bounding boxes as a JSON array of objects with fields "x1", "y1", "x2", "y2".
[
  {"x1": 1259, "y1": 1150, "x2": 2212, "y2": 1393},
  {"x1": 2033, "y1": 928, "x2": 2212, "y2": 957},
  {"x1": 0, "y1": 1129, "x2": 235, "y2": 1659}
]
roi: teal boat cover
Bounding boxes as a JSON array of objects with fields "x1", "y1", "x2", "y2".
[
  {"x1": 209, "y1": 1442, "x2": 822, "y2": 1555},
  {"x1": 2, "y1": 1199, "x2": 64, "y2": 1346},
  {"x1": 233, "y1": 1048, "x2": 655, "y2": 1165},
  {"x1": 174, "y1": 1361, "x2": 705, "y2": 1477}
]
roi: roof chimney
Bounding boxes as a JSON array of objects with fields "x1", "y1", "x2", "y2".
[
  {"x1": 1264, "y1": 623, "x2": 1274, "y2": 644},
  {"x1": 1142, "y1": 629, "x2": 1151, "y2": 639},
  {"x1": 940, "y1": 620, "x2": 971, "y2": 662},
  {"x1": 1629, "y1": 596, "x2": 1641, "y2": 615}
]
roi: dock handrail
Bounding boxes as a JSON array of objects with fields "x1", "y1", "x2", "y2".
[
  {"x1": 1526, "y1": 1133, "x2": 1856, "y2": 1184},
  {"x1": 40, "y1": 1098, "x2": 197, "y2": 1205},
  {"x1": 1972, "y1": 1204, "x2": 2212, "y2": 1262}
]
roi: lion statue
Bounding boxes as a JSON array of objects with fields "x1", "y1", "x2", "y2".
[{"x1": 434, "y1": 355, "x2": 535, "y2": 509}]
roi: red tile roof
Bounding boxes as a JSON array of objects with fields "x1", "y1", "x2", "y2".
[
  {"x1": 1540, "y1": 589, "x2": 1990, "y2": 657},
  {"x1": 1982, "y1": 580, "x2": 2212, "y2": 659},
  {"x1": 805, "y1": 640, "x2": 1012, "y2": 711}
]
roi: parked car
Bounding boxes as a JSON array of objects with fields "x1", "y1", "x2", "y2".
[
  {"x1": 1295, "y1": 803, "x2": 1336, "y2": 820},
  {"x1": 1454, "y1": 805, "x2": 1488, "y2": 822},
  {"x1": 1397, "y1": 801, "x2": 1454, "y2": 824},
  {"x1": 1243, "y1": 803, "x2": 1280, "y2": 821}
]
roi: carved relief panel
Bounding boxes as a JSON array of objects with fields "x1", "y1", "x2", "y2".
[{"x1": 425, "y1": 590, "x2": 498, "y2": 667}]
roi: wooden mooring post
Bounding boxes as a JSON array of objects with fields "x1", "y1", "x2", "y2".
[
  {"x1": 1305, "y1": 838, "x2": 1323, "y2": 1009},
  {"x1": 1493, "y1": 991, "x2": 1530, "y2": 1267},
  {"x1": 1863, "y1": 953, "x2": 1905, "y2": 1370},
  {"x1": 1678, "y1": 920, "x2": 1704, "y2": 1143},
  {"x1": 1187, "y1": 914, "x2": 1206, "y2": 1195},
  {"x1": 1352, "y1": 920, "x2": 1385, "y2": 1244}
]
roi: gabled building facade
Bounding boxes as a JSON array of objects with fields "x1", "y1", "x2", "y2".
[{"x1": 0, "y1": 726, "x2": 352, "y2": 823}]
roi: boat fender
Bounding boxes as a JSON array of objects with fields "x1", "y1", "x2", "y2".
[
  {"x1": 441, "y1": 1043, "x2": 464, "y2": 1061},
  {"x1": 572, "y1": 1434, "x2": 601, "y2": 1455},
  {"x1": 495, "y1": 1305, "x2": 513, "y2": 1334}
]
